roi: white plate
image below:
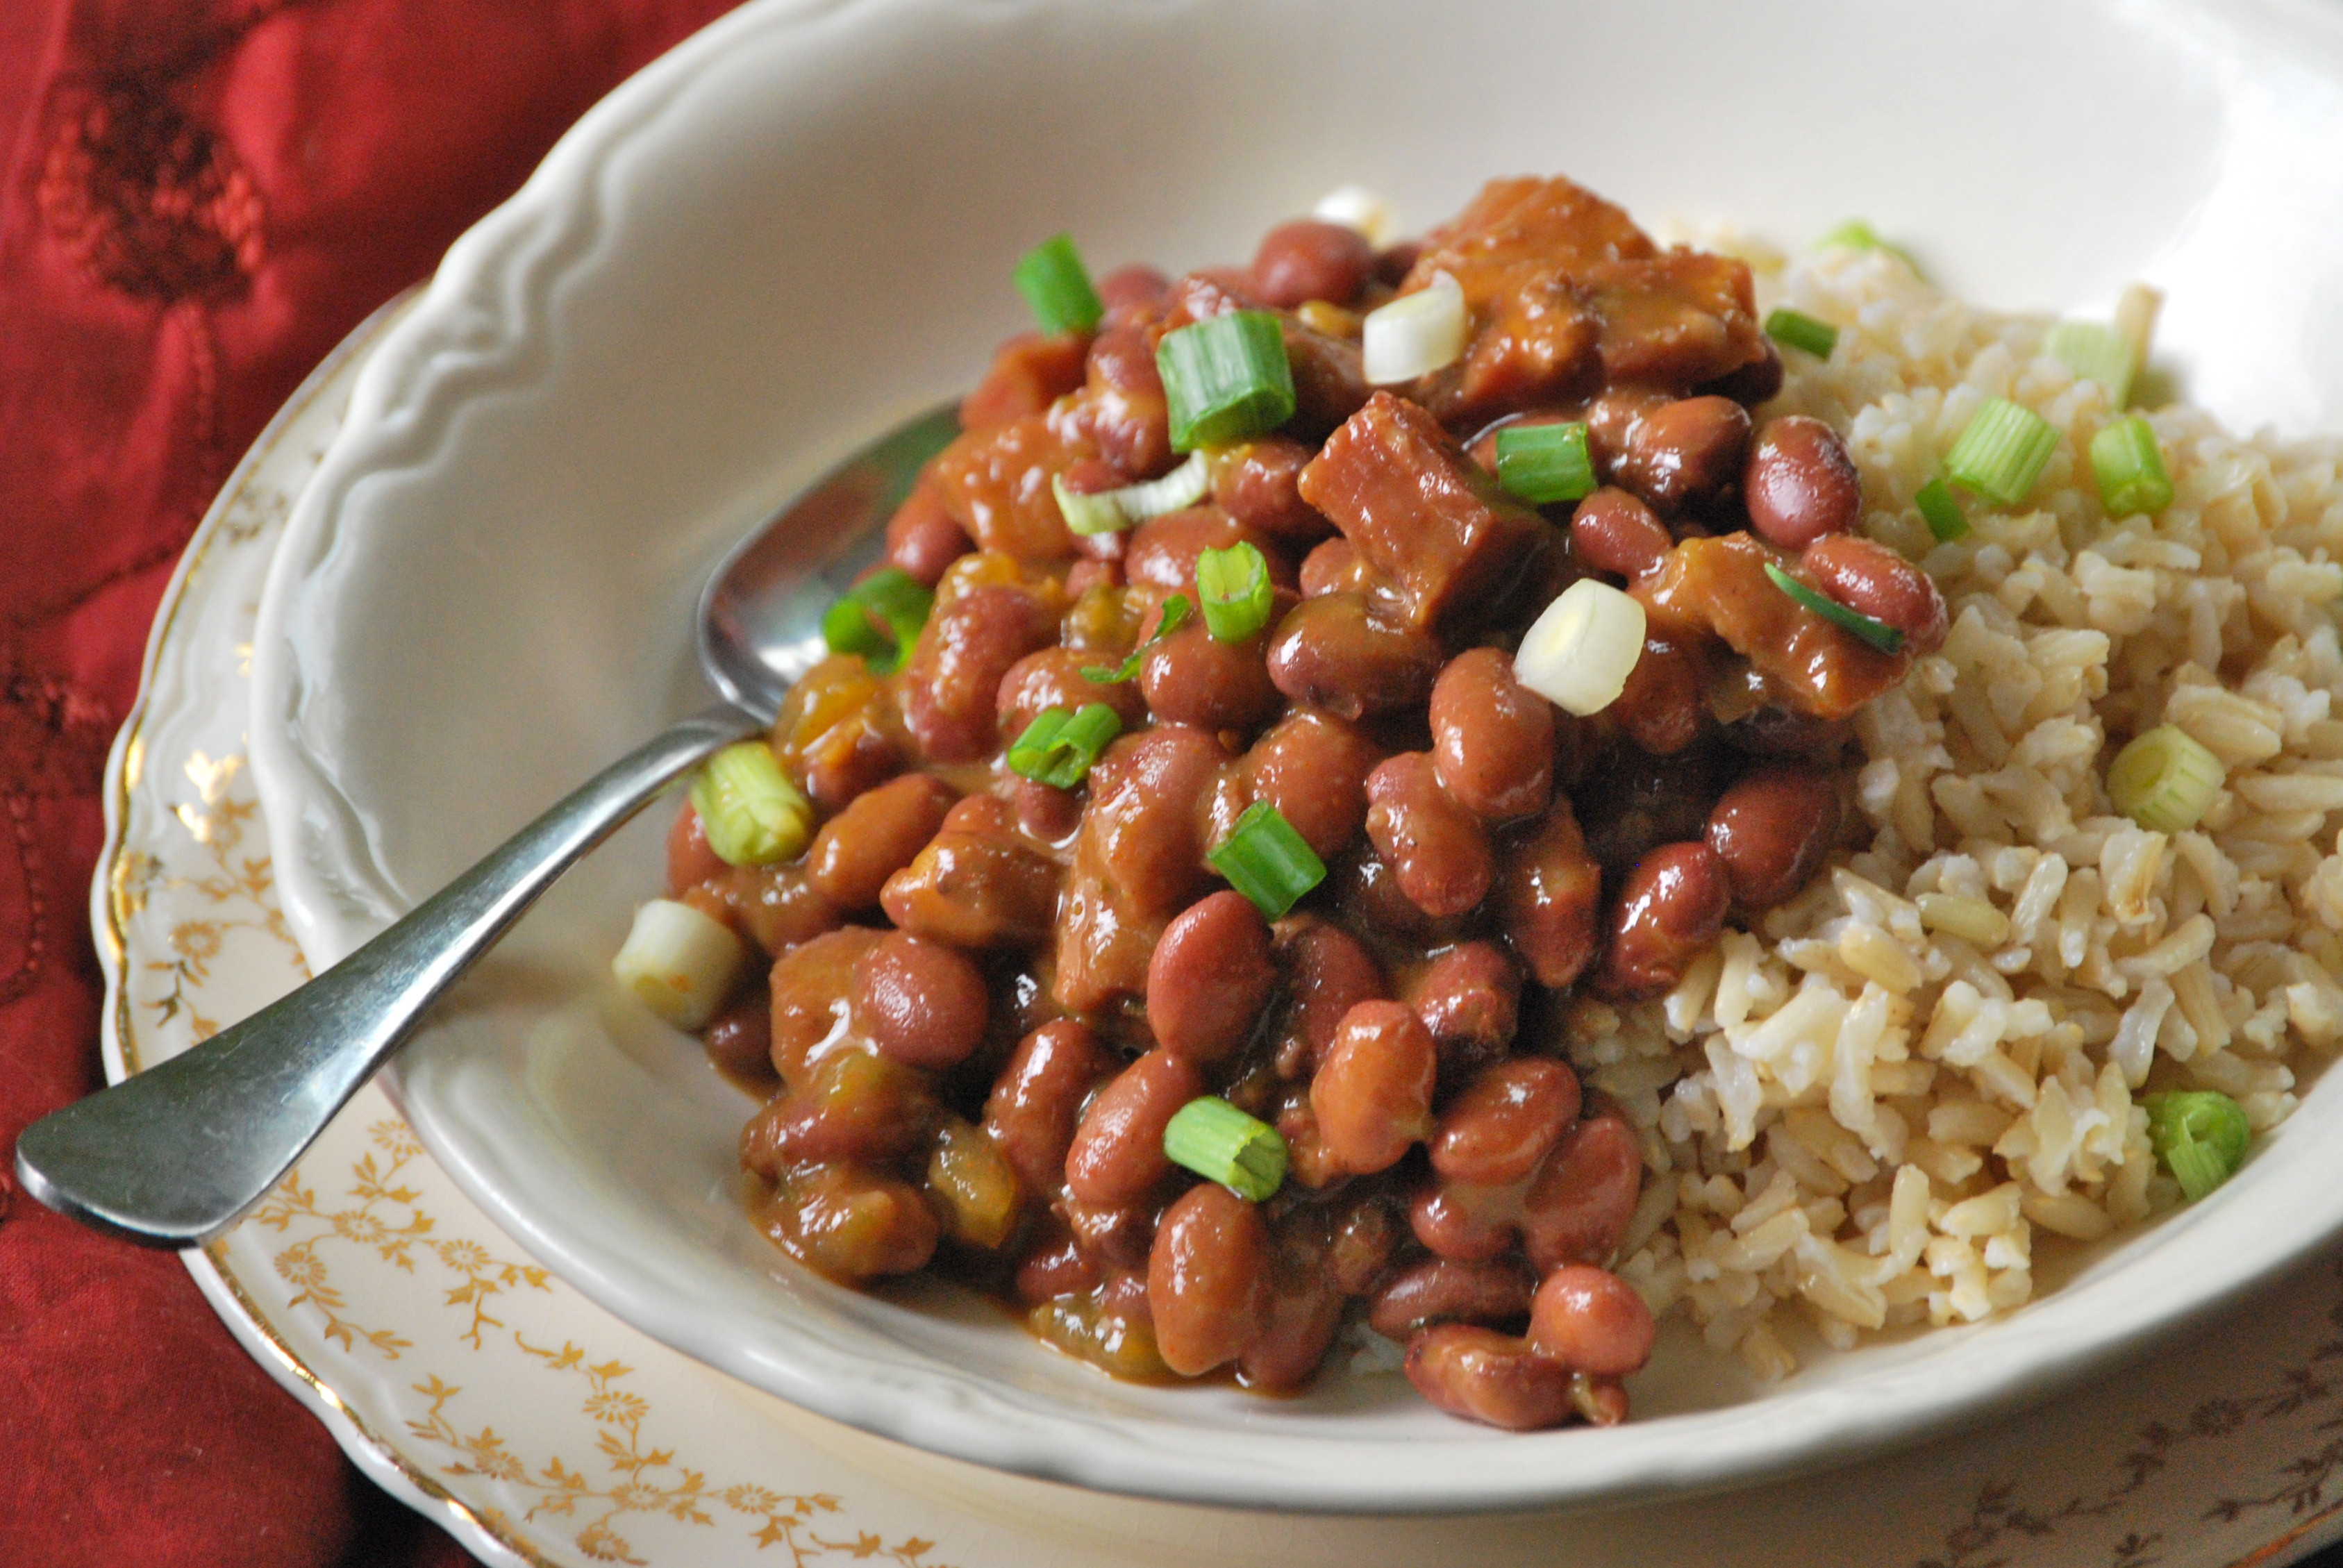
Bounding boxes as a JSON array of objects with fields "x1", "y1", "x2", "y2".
[
  {"x1": 244, "y1": 0, "x2": 2343, "y2": 1513},
  {"x1": 108, "y1": 278, "x2": 2343, "y2": 1568}
]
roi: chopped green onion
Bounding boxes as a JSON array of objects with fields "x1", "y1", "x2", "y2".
[
  {"x1": 1361, "y1": 270, "x2": 1467, "y2": 383},
  {"x1": 1050, "y1": 451, "x2": 1210, "y2": 537},
  {"x1": 1942, "y1": 398, "x2": 2060, "y2": 508},
  {"x1": 1312, "y1": 184, "x2": 1396, "y2": 247},
  {"x1": 821, "y1": 567, "x2": 933, "y2": 676},
  {"x1": 2046, "y1": 319, "x2": 2138, "y2": 408},
  {"x1": 1157, "y1": 312, "x2": 1296, "y2": 451},
  {"x1": 2143, "y1": 1090, "x2": 2251, "y2": 1201},
  {"x1": 2106, "y1": 724, "x2": 2224, "y2": 833},
  {"x1": 1006, "y1": 703, "x2": 1123, "y2": 790},
  {"x1": 1494, "y1": 421, "x2": 1596, "y2": 506},
  {"x1": 1196, "y1": 541, "x2": 1274, "y2": 644},
  {"x1": 1080, "y1": 594, "x2": 1192, "y2": 684},
  {"x1": 1915, "y1": 476, "x2": 1969, "y2": 542},
  {"x1": 1012, "y1": 233, "x2": 1103, "y2": 336},
  {"x1": 1815, "y1": 218, "x2": 1923, "y2": 277},
  {"x1": 1162, "y1": 1096, "x2": 1287, "y2": 1201},
  {"x1": 690, "y1": 741, "x2": 814, "y2": 867},
  {"x1": 1208, "y1": 801, "x2": 1326, "y2": 919},
  {"x1": 2090, "y1": 415, "x2": 2175, "y2": 519},
  {"x1": 612, "y1": 898, "x2": 748, "y2": 1030},
  {"x1": 1764, "y1": 560, "x2": 1905, "y2": 655},
  {"x1": 1514, "y1": 578, "x2": 1646, "y2": 717},
  {"x1": 1763, "y1": 307, "x2": 1838, "y2": 360}
]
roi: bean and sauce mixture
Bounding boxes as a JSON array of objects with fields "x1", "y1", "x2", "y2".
[{"x1": 642, "y1": 176, "x2": 1950, "y2": 1431}]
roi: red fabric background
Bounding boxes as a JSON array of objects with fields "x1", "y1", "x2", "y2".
[{"x1": 0, "y1": 3, "x2": 736, "y2": 1564}]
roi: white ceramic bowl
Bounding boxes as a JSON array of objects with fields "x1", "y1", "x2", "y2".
[{"x1": 249, "y1": 0, "x2": 2343, "y2": 1513}]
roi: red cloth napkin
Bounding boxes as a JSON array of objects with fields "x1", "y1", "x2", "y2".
[{"x1": 0, "y1": 3, "x2": 737, "y2": 1563}]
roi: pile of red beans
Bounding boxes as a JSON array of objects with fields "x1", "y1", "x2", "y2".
[{"x1": 662, "y1": 176, "x2": 1949, "y2": 1430}]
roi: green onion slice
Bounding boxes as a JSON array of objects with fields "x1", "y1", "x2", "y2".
[
  {"x1": 1157, "y1": 312, "x2": 1296, "y2": 452},
  {"x1": 689, "y1": 741, "x2": 814, "y2": 867},
  {"x1": 1494, "y1": 421, "x2": 1596, "y2": 506},
  {"x1": 1763, "y1": 307, "x2": 1839, "y2": 360},
  {"x1": 1050, "y1": 451, "x2": 1210, "y2": 538},
  {"x1": 1943, "y1": 398, "x2": 2060, "y2": 508},
  {"x1": 1208, "y1": 800, "x2": 1326, "y2": 919},
  {"x1": 2143, "y1": 1090, "x2": 2251, "y2": 1201},
  {"x1": 2046, "y1": 319, "x2": 2137, "y2": 408},
  {"x1": 1915, "y1": 476, "x2": 1969, "y2": 542},
  {"x1": 1196, "y1": 541, "x2": 1275, "y2": 643},
  {"x1": 2106, "y1": 724, "x2": 2224, "y2": 833},
  {"x1": 820, "y1": 567, "x2": 934, "y2": 676},
  {"x1": 1763, "y1": 560, "x2": 1905, "y2": 655},
  {"x1": 1815, "y1": 218, "x2": 1924, "y2": 277},
  {"x1": 1080, "y1": 594, "x2": 1192, "y2": 684},
  {"x1": 2090, "y1": 415, "x2": 2175, "y2": 519},
  {"x1": 1013, "y1": 233, "x2": 1104, "y2": 336},
  {"x1": 1162, "y1": 1096, "x2": 1287, "y2": 1201},
  {"x1": 1007, "y1": 703, "x2": 1124, "y2": 790}
]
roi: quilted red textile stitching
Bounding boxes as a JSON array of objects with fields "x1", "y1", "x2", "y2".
[{"x1": 0, "y1": 3, "x2": 737, "y2": 1564}]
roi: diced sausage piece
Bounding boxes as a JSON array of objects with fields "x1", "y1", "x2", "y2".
[
  {"x1": 1591, "y1": 841, "x2": 1731, "y2": 1002},
  {"x1": 1401, "y1": 942, "x2": 1523, "y2": 1060},
  {"x1": 1297, "y1": 392, "x2": 1547, "y2": 631},
  {"x1": 900, "y1": 585, "x2": 1057, "y2": 763},
  {"x1": 1429, "y1": 647, "x2": 1554, "y2": 822},
  {"x1": 1365, "y1": 753, "x2": 1494, "y2": 920},
  {"x1": 1492, "y1": 792, "x2": 1603, "y2": 989},
  {"x1": 1635, "y1": 532, "x2": 1911, "y2": 720},
  {"x1": 1147, "y1": 892, "x2": 1276, "y2": 1064},
  {"x1": 1579, "y1": 248, "x2": 1769, "y2": 392},
  {"x1": 1266, "y1": 593, "x2": 1443, "y2": 720},
  {"x1": 928, "y1": 413, "x2": 1090, "y2": 562},
  {"x1": 960, "y1": 330, "x2": 1091, "y2": 431},
  {"x1": 1403, "y1": 1325, "x2": 1576, "y2": 1431}
]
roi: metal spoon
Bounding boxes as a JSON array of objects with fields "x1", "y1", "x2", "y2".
[{"x1": 15, "y1": 403, "x2": 962, "y2": 1248}]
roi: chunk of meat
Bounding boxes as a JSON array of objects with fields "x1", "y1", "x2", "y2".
[
  {"x1": 929, "y1": 413, "x2": 1092, "y2": 562},
  {"x1": 960, "y1": 330, "x2": 1091, "y2": 431},
  {"x1": 1578, "y1": 249, "x2": 1767, "y2": 390},
  {"x1": 1297, "y1": 392, "x2": 1547, "y2": 631}
]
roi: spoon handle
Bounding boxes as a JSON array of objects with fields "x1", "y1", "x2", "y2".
[{"x1": 15, "y1": 702, "x2": 763, "y2": 1248}]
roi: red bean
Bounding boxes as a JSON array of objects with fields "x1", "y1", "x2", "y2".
[
  {"x1": 1096, "y1": 262, "x2": 1170, "y2": 319},
  {"x1": 1071, "y1": 325, "x2": 1173, "y2": 477},
  {"x1": 807, "y1": 774, "x2": 958, "y2": 910},
  {"x1": 1014, "y1": 1219, "x2": 1103, "y2": 1304},
  {"x1": 1266, "y1": 593, "x2": 1442, "y2": 720},
  {"x1": 1799, "y1": 533, "x2": 1949, "y2": 656},
  {"x1": 1403, "y1": 1324, "x2": 1576, "y2": 1431},
  {"x1": 1400, "y1": 942, "x2": 1521, "y2": 1061},
  {"x1": 1274, "y1": 919, "x2": 1386, "y2": 1074},
  {"x1": 763, "y1": 1162, "x2": 939, "y2": 1282},
  {"x1": 1064, "y1": 1199, "x2": 1158, "y2": 1271},
  {"x1": 1568, "y1": 487, "x2": 1673, "y2": 579},
  {"x1": 767, "y1": 926, "x2": 885, "y2": 1085},
  {"x1": 1431, "y1": 1057, "x2": 1581, "y2": 1187},
  {"x1": 665, "y1": 799, "x2": 727, "y2": 896},
  {"x1": 1745, "y1": 416, "x2": 1862, "y2": 549},
  {"x1": 1367, "y1": 1257, "x2": 1535, "y2": 1340},
  {"x1": 1065, "y1": 1049, "x2": 1203, "y2": 1207},
  {"x1": 1124, "y1": 506, "x2": 1292, "y2": 595},
  {"x1": 1616, "y1": 395, "x2": 1751, "y2": 515},
  {"x1": 1237, "y1": 709, "x2": 1382, "y2": 862},
  {"x1": 1583, "y1": 387, "x2": 1670, "y2": 477},
  {"x1": 1210, "y1": 438, "x2": 1333, "y2": 545},
  {"x1": 1328, "y1": 1194, "x2": 1402, "y2": 1294},
  {"x1": 1336, "y1": 846, "x2": 1474, "y2": 948},
  {"x1": 984, "y1": 1020, "x2": 1110, "y2": 1195},
  {"x1": 900, "y1": 585, "x2": 1056, "y2": 763},
  {"x1": 1139, "y1": 620, "x2": 1281, "y2": 733},
  {"x1": 1078, "y1": 725, "x2": 1229, "y2": 910},
  {"x1": 1528, "y1": 1265, "x2": 1657, "y2": 1378},
  {"x1": 1240, "y1": 1256, "x2": 1347, "y2": 1392},
  {"x1": 1608, "y1": 633, "x2": 1712, "y2": 758},
  {"x1": 1311, "y1": 1001, "x2": 1438, "y2": 1175},
  {"x1": 1519, "y1": 1113, "x2": 1644, "y2": 1273},
  {"x1": 851, "y1": 932, "x2": 990, "y2": 1069},
  {"x1": 1013, "y1": 778, "x2": 1084, "y2": 843},
  {"x1": 1430, "y1": 647, "x2": 1554, "y2": 822},
  {"x1": 1249, "y1": 219, "x2": 1376, "y2": 310},
  {"x1": 960, "y1": 331, "x2": 1091, "y2": 431},
  {"x1": 701, "y1": 985, "x2": 775, "y2": 1082},
  {"x1": 1707, "y1": 762, "x2": 1843, "y2": 909},
  {"x1": 1298, "y1": 537, "x2": 1371, "y2": 599},
  {"x1": 1365, "y1": 753, "x2": 1494, "y2": 919},
  {"x1": 1489, "y1": 792, "x2": 1603, "y2": 990},
  {"x1": 884, "y1": 480, "x2": 976, "y2": 587},
  {"x1": 1410, "y1": 1180, "x2": 1517, "y2": 1263},
  {"x1": 880, "y1": 821, "x2": 1061, "y2": 949},
  {"x1": 1147, "y1": 891, "x2": 1276, "y2": 1064},
  {"x1": 1592, "y1": 841, "x2": 1731, "y2": 1001},
  {"x1": 995, "y1": 647, "x2": 1147, "y2": 737},
  {"x1": 1147, "y1": 1183, "x2": 1269, "y2": 1376},
  {"x1": 741, "y1": 1047, "x2": 930, "y2": 1173}
]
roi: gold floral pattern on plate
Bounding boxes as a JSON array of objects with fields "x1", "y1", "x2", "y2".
[{"x1": 92, "y1": 290, "x2": 2343, "y2": 1568}]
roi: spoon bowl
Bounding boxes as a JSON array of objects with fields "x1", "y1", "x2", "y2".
[{"x1": 12, "y1": 402, "x2": 959, "y2": 1248}]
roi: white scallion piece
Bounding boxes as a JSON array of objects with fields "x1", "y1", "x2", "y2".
[
  {"x1": 1514, "y1": 578, "x2": 1647, "y2": 717},
  {"x1": 1051, "y1": 451, "x2": 1210, "y2": 537},
  {"x1": 612, "y1": 898, "x2": 746, "y2": 1031},
  {"x1": 1361, "y1": 270, "x2": 1466, "y2": 385},
  {"x1": 1312, "y1": 184, "x2": 1395, "y2": 246}
]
